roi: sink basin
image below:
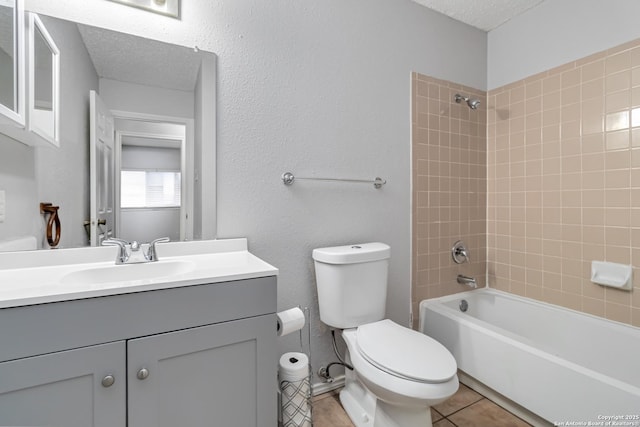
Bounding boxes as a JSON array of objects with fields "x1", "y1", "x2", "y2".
[{"x1": 61, "y1": 260, "x2": 196, "y2": 286}]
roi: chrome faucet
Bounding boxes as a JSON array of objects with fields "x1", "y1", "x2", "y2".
[
  {"x1": 101, "y1": 238, "x2": 130, "y2": 264},
  {"x1": 457, "y1": 274, "x2": 477, "y2": 288},
  {"x1": 102, "y1": 237, "x2": 170, "y2": 264}
]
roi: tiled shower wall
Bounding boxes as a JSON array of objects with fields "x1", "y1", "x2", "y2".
[
  {"x1": 487, "y1": 39, "x2": 640, "y2": 327},
  {"x1": 411, "y1": 73, "x2": 487, "y2": 327}
]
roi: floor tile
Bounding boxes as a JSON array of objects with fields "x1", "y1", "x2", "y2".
[
  {"x1": 434, "y1": 419, "x2": 457, "y2": 427},
  {"x1": 448, "y1": 398, "x2": 532, "y2": 427},
  {"x1": 312, "y1": 391, "x2": 354, "y2": 427},
  {"x1": 432, "y1": 383, "x2": 483, "y2": 416}
]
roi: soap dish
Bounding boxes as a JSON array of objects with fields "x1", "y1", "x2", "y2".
[{"x1": 590, "y1": 261, "x2": 633, "y2": 290}]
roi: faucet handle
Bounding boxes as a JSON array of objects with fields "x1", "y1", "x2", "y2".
[
  {"x1": 452, "y1": 240, "x2": 470, "y2": 264},
  {"x1": 101, "y1": 238, "x2": 130, "y2": 264},
  {"x1": 146, "y1": 237, "x2": 170, "y2": 261},
  {"x1": 102, "y1": 237, "x2": 129, "y2": 246}
]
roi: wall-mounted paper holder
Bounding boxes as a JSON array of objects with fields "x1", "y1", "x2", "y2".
[{"x1": 590, "y1": 261, "x2": 633, "y2": 290}]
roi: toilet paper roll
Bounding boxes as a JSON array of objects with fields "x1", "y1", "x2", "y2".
[
  {"x1": 276, "y1": 307, "x2": 305, "y2": 337},
  {"x1": 279, "y1": 352, "x2": 309, "y2": 382},
  {"x1": 279, "y1": 352, "x2": 311, "y2": 427}
]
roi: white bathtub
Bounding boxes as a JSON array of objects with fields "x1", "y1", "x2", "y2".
[{"x1": 419, "y1": 288, "x2": 640, "y2": 424}]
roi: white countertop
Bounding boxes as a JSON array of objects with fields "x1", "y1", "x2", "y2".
[{"x1": 0, "y1": 238, "x2": 278, "y2": 308}]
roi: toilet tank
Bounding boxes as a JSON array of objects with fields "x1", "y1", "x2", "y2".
[{"x1": 312, "y1": 243, "x2": 390, "y2": 329}]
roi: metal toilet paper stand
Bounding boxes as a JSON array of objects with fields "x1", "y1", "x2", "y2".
[{"x1": 278, "y1": 306, "x2": 313, "y2": 427}]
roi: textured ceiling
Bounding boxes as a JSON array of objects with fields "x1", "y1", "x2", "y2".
[
  {"x1": 410, "y1": 0, "x2": 546, "y2": 31},
  {"x1": 77, "y1": 23, "x2": 202, "y2": 91}
]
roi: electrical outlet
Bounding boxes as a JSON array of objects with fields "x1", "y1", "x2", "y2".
[{"x1": 0, "y1": 190, "x2": 5, "y2": 223}]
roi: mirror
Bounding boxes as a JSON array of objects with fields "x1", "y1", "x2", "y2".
[
  {"x1": 0, "y1": 0, "x2": 24, "y2": 126},
  {"x1": 0, "y1": 12, "x2": 216, "y2": 249}
]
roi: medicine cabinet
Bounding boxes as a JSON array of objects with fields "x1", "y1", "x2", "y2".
[{"x1": 0, "y1": 4, "x2": 60, "y2": 148}]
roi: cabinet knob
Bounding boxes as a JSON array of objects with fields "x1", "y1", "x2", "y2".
[
  {"x1": 137, "y1": 367, "x2": 150, "y2": 380},
  {"x1": 101, "y1": 375, "x2": 115, "y2": 388}
]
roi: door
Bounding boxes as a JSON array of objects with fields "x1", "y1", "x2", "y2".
[
  {"x1": 0, "y1": 341, "x2": 126, "y2": 427},
  {"x1": 90, "y1": 90, "x2": 115, "y2": 246},
  {"x1": 127, "y1": 315, "x2": 277, "y2": 427}
]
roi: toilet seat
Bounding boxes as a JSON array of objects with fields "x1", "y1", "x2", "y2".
[
  {"x1": 356, "y1": 319, "x2": 457, "y2": 383},
  {"x1": 342, "y1": 327, "x2": 459, "y2": 408}
]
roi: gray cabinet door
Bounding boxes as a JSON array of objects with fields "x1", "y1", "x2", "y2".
[
  {"x1": 0, "y1": 341, "x2": 126, "y2": 427},
  {"x1": 128, "y1": 314, "x2": 277, "y2": 427}
]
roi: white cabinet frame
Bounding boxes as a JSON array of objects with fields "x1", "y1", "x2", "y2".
[{"x1": 26, "y1": 12, "x2": 59, "y2": 147}]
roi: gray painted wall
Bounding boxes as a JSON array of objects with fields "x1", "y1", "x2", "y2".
[
  {"x1": 0, "y1": 137, "x2": 38, "y2": 241},
  {"x1": 120, "y1": 208, "x2": 180, "y2": 242},
  {"x1": 488, "y1": 0, "x2": 640, "y2": 89}
]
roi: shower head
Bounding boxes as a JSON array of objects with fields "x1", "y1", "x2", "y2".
[
  {"x1": 467, "y1": 99, "x2": 481, "y2": 109},
  {"x1": 454, "y1": 93, "x2": 481, "y2": 110}
]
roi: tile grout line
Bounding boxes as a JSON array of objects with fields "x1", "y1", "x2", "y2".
[
  {"x1": 440, "y1": 395, "x2": 534, "y2": 427},
  {"x1": 439, "y1": 396, "x2": 486, "y2": 420}
]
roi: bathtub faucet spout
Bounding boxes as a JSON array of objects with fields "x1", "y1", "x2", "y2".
[{"x1": 457, "y1": 274, "x2": 477, "y2": 288}]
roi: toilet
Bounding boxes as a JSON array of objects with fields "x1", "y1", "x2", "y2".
[{"x1": 313, "y1": 242, "x2": 458, "y2": 427}]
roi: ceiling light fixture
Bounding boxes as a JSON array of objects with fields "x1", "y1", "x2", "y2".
[{"x1": 107, "y1": 0, "x2": 179, "y2": 19}]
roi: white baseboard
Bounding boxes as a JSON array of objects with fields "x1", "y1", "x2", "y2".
[{"x1": 312, "y1": 374, "x2": 345, "y2": 396}]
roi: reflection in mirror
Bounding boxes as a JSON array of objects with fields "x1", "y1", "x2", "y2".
[
  {"x1": 33, "y1": 26, "x2": 52, "y2": 110},
  {"x1": 115, "y1": 118, "x2": 190, "y2": 244},
  {"x1": 0, "y1": 13, "x2": 216, "y2": 250},
  {"x1": 0, "y1": 0, "x2": 24, "y2": 125},
  {"x1": 120, "y1": 141, "x2": 182, "y2": 242},
  {"x1": 29, "y1": 13, "x2": 59, "y2": 144},
  {"x1": 0, "y1": 3, "x2": 15, "y2": 109}
]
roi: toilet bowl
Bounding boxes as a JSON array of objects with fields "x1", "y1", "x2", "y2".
[
  {"x1": 338, "y1": 320, "x2": 458, "y2": 427},
  {"x1": 313, "y1": 243, "x2": 459, "y2": 427}
]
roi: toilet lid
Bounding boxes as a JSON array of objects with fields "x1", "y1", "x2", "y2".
[{"x1": 356, "y1": 319, "x2": 457, "y2": 383}]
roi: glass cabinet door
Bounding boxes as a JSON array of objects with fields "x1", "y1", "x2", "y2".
[
  {"x1": 0, "y1": 0, "x2": 25, "y2": 127},
  {"x1": 27, "y1": 12, "x2": 59, "y2": 146}
]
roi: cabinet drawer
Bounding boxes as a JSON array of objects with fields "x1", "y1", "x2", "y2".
[{"x1": 0, "y1": 276, "x2": 276, "y2": 362}]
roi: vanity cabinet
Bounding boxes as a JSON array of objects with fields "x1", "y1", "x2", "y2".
[{"x1": 0, "y1": 276, "x2": 277, "y2": 427}]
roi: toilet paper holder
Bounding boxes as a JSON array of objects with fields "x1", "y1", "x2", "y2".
[
  {"x1": 279, "y1": 352, "x2": 313, "y2": 427},
  {"x1": 277, "y1": 307, "x2": 306, "y2": 337}
]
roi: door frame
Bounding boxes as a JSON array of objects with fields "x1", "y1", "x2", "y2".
[
  {"x1": 112, "y1": 110, "x2": 194, "y2": 242},
  {"x1": 89, "y1": 90, "x2": 115, "y2": 246}
]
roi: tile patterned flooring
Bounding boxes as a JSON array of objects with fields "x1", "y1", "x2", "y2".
[{"x1": 312, "y1": 383, "x2": 532, "y2": 427}]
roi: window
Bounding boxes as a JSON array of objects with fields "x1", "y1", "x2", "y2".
[{"x1": 121, "y1": 170, "x2": 181, "y2": 208}]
